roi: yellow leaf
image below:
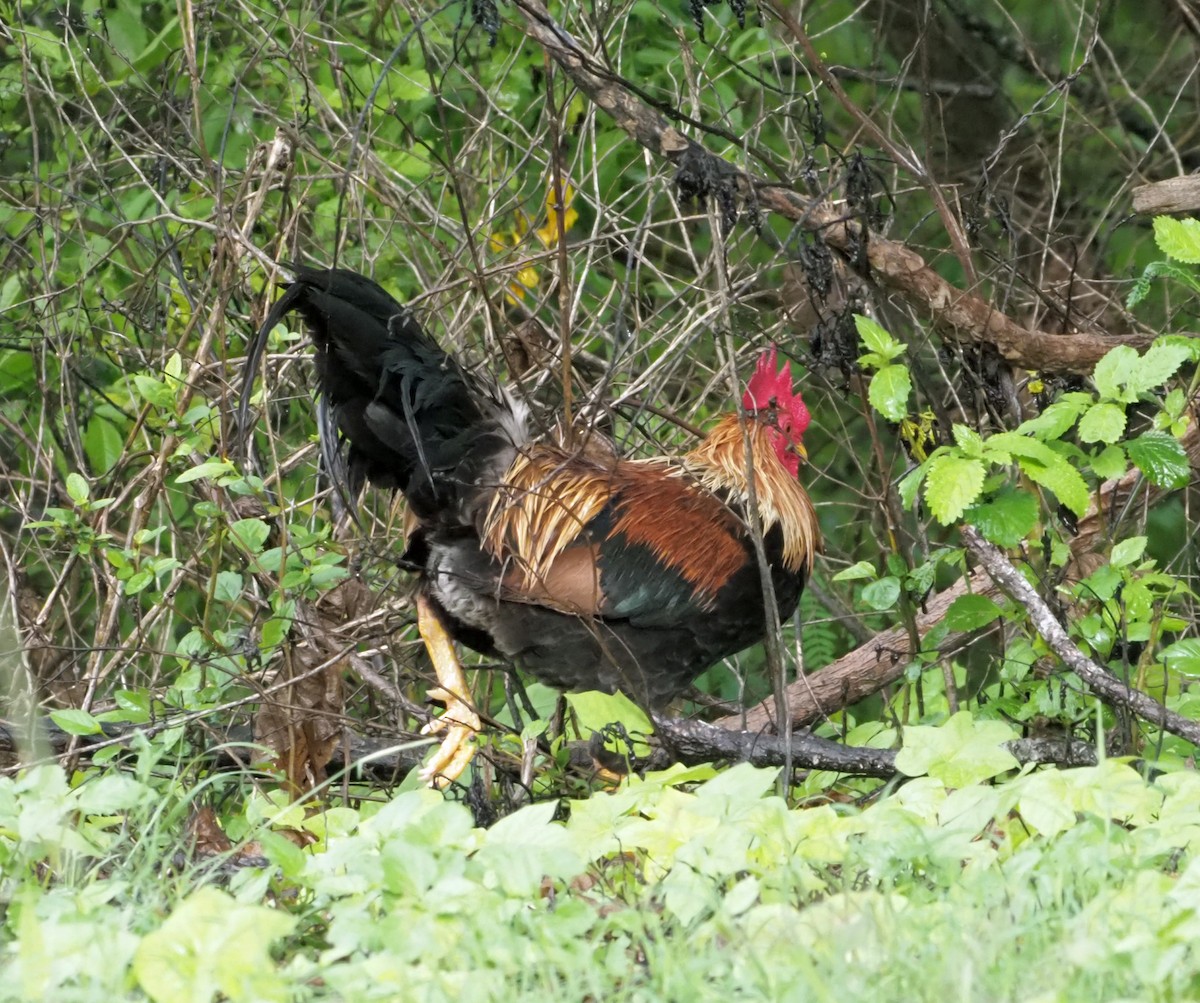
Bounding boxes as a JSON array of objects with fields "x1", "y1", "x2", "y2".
[{"x1": 536, "y1": 180, "x2": 578, "y2": 247}]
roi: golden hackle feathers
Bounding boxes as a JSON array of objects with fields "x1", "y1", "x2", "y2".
[
  {"x1": 481, "y1": 443, "x2": 614, "y2": 589},
  {"x1": 686, "y1": 414, "x2": 820, "y2": 575},
  {"x1": 482, "y1": 412, "x2": 818, "y2": 609}
]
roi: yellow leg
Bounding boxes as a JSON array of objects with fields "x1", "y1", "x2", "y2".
[{"x1": 416, "y1": 593, "x2": 481, "y2": 787}]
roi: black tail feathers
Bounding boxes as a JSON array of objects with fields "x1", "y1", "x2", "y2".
[{"x1": 239, "y1": 266, "x2": 517, "y2": 520}]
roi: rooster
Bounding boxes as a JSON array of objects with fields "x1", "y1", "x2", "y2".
[{"x1": 240, "y1": 266, "x2": 820, "y2": 783}]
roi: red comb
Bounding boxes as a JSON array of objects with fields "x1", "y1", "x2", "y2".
[{"x1": 743, "y1": 347, "x2": 810, "y2": 436}]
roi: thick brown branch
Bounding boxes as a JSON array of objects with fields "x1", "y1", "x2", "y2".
[
  {"x1": 654, "y1": 717, "x2": 1097, "y2": 776},
  {"x1": 718, "y1": 569, "x2": 998, "y2": 733},
  {"x1": 654, "y1": 714, "x2": 896, "y2": 776},
  {"x1": 511, "y1": 0, "x2": 1172, "y2": 374},
  {"x1": 1132, "y1": 177, "x2": 1200, "y2": 215}
]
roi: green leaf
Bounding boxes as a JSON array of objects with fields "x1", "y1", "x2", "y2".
[
  {"x1": 133, "y1": 374, "x2": 174, "y2": 407},
  {"x1": 49, "y1": 707, "x2": 103, "y2": 736},
  {"x1": 106, "y1": 0, "x2": 149, "y2": 62},
  {"x1": 391, "y1": 68, "x2": 433, "y2": 102},
  {"x1": 1077, "y1": 402, "x2": 1127, "y2": 444},
  {"x1": 861, "y1": 576, "x2": 901, "y2": 611},
  {"x1": 951, "y1": 425, "x2": 984, "y2": 456},
  {"x1": 898, "y1": 463, "x2": 928, "y2": 511},
  {"x1": 1131, "y1": 342, "x2": 1190, "y2": 393},
  {"x1": 1092, "y1": 342, "x2": 1189, "y2": 403},
  {"x1": 985, "y1": 432, "x2": 1059, "y2": 464},
  {"x1": 85, "y1": 417, "x2": 124, "y2": 476},
  {"x1": 1126, "y1": 270, "x2": 1153, "y2": 309},
  {"x1": 1126, "y1": 431, "x2": 1190, "y2": 488},
  {"x1": 1019, "y1": 454, "x2": 1091, "y2": 519},
  {"x1": 66, "y1": 472, "x2": 90, "y2": 505},
  {"x1": 1153, "y1": 215, "x2": 1200, "y2": 264},
  {"x1": 113, "y1": 689, "x2": 151, "y2": 724},
  {"x1": 925, "y1": 454, "x2": 986, "y2": 524},
  {"x1": 867, "y1": 364, "x2": 911, "y2": 421},
  {"x1": 965, "y1": 489, "x2": 1038, "y2": 547},
  {"x1": 229, "y1": 518, "x2": 271, "y2": 554},
  {"x1": 1014, "y1": 399, "x2": 1086, "y2": 440},
  {"x1": 176, "y1": 459, "x2": 235, "y2": 484},
  {"x1": 1160, "y1": 639, "x2": 1200, "y2": 675},
  {"x1": 214, "y1": 571, "x2": 243, "y2": 602},
  {"x1": 1110, "y1": 536, "x2": 1147, "y2": 568},
  {"x1": 1091, "y1": 444, "x2": 1127, "y2": 481},
  {"x1": 164, "y1": 351, "x2": 184, "y2": 384},
  {"x1": 1092, "y1": 346, "x2": 1140, "y2": 401},
  {"x1": 260, "y1": 616, "x2": 291, "y2": 650},
  {"x1": 945, "y1": 594, "x2": 1003, "y2": 632},
  {"x1": 566, "y1": 690, "x2": 653, "y2": 737},
  {"x1": 124, "y1": 569, "x2": 154, "y2": 595},
  {"x1": 133, "y1": 886, "x2": 295, "y2": 1003},
  {"x1": 854, "y1": 314, "x2": 904, "y2": 363},
  {"x1": 832, "y1": 560, "x2": 876, "y2": 582},
  {"x1": 894, "y1": 711, "x2": 1018, "y2": 787}
]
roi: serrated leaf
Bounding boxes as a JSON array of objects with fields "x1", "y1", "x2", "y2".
[
  {"x1": 66, "y1": 471, "x2": 90, "y2": 504},
  {"x1": 964, "y1": 489, "x2": 1038, "y2": 547},
  {"x1": 925, "y1": 454, "x2": 986, "y2": 524},
  {"x1": 945, "y1": 594, "x2": 1003, "y2": 632},
  {"x1": 1130, "y1": 342, "x2": 1190, "y2": 393},
  {"x1": 1126, "y1": 271, "x2": 1153, "y2": 309},
  {"x1": 1153, "y1": 215, "x2": 1200, "y2": 264},
  {"x1": 854, "y1": 314, "x2": 903, "y2": 362},
  {"x1": 894, "y1": 711, "x2": 1018, "y2": 787},
  {"x1": 1092, "y1": 346, "x2": 1140, "y2": 401},
  {"x1": 1160, "y1": 639, "x2": 1200, "y2": 675},
  {"x1": 1157, "y1": 335, "x2": 1200, "y2": 364},
  {"x1": 1019, "y1": 453, "x2": 1091, "y2": 518},
  {"x1": 985, "y1": 432, "x2": 1059, "y2": 464},
  {"x1": 1015, "y1": 399, "x2": 1085, "y2": 440},
  {"x1": 1092, "y1": 341, "x2": 1189, "y2": 404},
  {"x1": 49, "y1": 707, "x2": 103, "y2": 736},
  {"x1": 1091, "y1": 444, "x2": 1127, "y2": 481},
  {"x1": 1126, "y1": 431, "x2": 1190, "y2": 488},
  {"x1": 1126, "y1": 261, "x2": 1200, "y2": 309},
  {"x1": 952, "y1": 424, "x2": 984, "y2": 455},
  {"x1": 868, "y1": 364, "x2": 911, "y2": 421},
  {"x1": 1110, "y1": 536, "x2": 1147, "y2": 568},
  {"x1": 1077, "y1": 401, "x2": 1127, "y2": 444}
]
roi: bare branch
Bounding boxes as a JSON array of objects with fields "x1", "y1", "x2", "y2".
[
  {"x1": 511, "y1": 0, "x2": 1177, "y2": 374},
  {"x1": 961, "y1": 525, "x2": 1200, "y2": 747}
]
